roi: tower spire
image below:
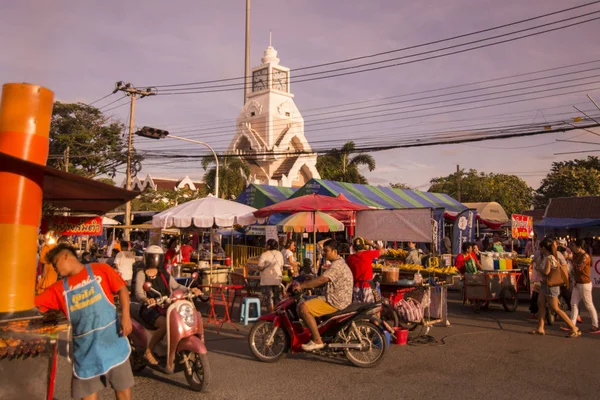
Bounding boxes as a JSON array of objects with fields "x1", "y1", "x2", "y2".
[{"x1": 269, "y1": 30, "x2": 272, "y2": 47}]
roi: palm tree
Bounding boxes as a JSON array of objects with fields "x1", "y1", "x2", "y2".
[
  {"x1": 202, "y1": 155, "x2": 250, "y2": 199},
  {"x1": 316, "y1": 141, "x2": 376, "y2": 184}
]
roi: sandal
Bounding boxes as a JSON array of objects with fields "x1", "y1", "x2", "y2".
[
  {"x1": 566, "y1": 329, "x2": 582, "y2": 338},
  {"x1": 529, "y1": 330, "x2": 545, "y2": 336},
  {"x1": 144, "y1": 349, "x2": 159, "y2": 365}
]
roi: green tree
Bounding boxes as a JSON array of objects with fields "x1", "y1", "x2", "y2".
[
  {"x1": 535, "y1": 160, "x2": 600, "y2": 208},
  {"x1": 390, "y1": 182, "x2": 412, "y2": 190},
  {"x1": 120, "y1": 187, "x2": 207, "y2": 212},
  {"x1": 428, "y1": 169, "x2": 533, "y2": 216},
  {"x1": 202, "y1": 156, "x2": 250, "y2": 199},
  {"x1": 316, "y1": 141, "x2": 376, "y2": 184},
  {"x1": 95, "y1": 177, "x2": 116, "y2": 186},
  {"x1": 49, "y1": 102, "x2": 143, "y2": 178}
]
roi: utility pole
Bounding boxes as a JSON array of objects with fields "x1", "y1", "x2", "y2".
[
  {"x1": 456, "y1": 164, "x2": 461, "y2": 202},
  {"x1": 113, "y1": 81, "x2": 157, "y2": 240},
  {"x1": 63, "y1": 146, "x2": 69, "y2": 172},
  {"x1": 244, "y1": 0, "x2": 251, "y2": 103}
]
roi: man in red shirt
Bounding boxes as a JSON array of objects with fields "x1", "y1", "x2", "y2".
[
  {"x1": 35, "y1": 243, "x2": 133, "y2": 400},
  {"x1": 346, "y1": 237, "x2": 386, "y2": 302},
  {"x1": 180, "y1": 238, "x2": 194, "y2": 263}
]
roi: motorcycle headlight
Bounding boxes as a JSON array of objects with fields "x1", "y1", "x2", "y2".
[{"x1": 179, "y1": 303, "x2": 196, "y2": 327}]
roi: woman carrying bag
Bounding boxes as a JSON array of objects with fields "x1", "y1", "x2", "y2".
[
  {"x1": 258, "y1": 239, "x2": 284, "y2": 313},
  {"x1": 531, "y1": 238, "x2": 580, "y2": 338}
]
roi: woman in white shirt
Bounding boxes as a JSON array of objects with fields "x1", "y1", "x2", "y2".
[{"x1": 259, "y1": 239, "x2": 284, "y2": 312}]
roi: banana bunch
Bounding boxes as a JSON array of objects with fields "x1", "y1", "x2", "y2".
[
  {"x1": 373, "y1": 263, "x2": 459, "y2": 275},
  {"x1": 384, "y1": 249, "x2": 407, "y2": 259},
  {"x1": 516, "y1": 257, "x2": 532, "y2": 264}
]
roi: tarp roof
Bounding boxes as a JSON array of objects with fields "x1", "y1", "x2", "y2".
[
  {"x1": 236, "y1": 184, "x2": 297, "y2": 209},
  {"x1": 290, "y1": 179, "x2": 466, "y2": 213},
  {"x1": 463, "y1": 202, "x2": 509, "y2": 223},
  {"x1": 1, "y1": 151, "x2": 139, "y2": 214}
]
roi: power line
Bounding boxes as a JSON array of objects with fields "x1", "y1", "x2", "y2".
[
  {"x1": 87, "y1": 92, "x2": 115, "y2": 106},
  {"x1": 156, "y1": 12, "x2": 600, "y2": 94},
  {"x1": 146, "y1": 81, "x2": 600, "y2": 149},
  {"x1": 144, "y1": 1, "x2": 600, "y2": 89},
  {"x1": 98, "y1": 95, "x2": 128, "y2": 110}
]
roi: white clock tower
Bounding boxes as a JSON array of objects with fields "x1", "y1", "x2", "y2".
[{"x1": 227, "y1": 45, "x2": 320, "y2": 187}]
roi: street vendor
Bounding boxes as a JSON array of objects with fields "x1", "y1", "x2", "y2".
[
  {"x1": 456, "y1": 242, "x2": 480, "y2": 275},
  {"x1": 212, "y1": 241, "x2": 226, "y2": 257},
  {"x1": 346, "y1": 237, "x2": 386, "y2": 303},
  {"x1": 34, "y1": 243, "x2": 134, "y2": 400},
  {"x1": 492, "y1": 233, "x2": 505, "y2": 253},
  {"x1": 404, "y1": 242, "x2": 421, "y2": 265},
  {"x1": 281, "y1": 240, "x2": 300, "y2": 276}
]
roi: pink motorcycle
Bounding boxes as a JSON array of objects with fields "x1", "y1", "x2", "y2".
[{"x1": 129, "y1": 272, "x2": 210, "y2": 392}]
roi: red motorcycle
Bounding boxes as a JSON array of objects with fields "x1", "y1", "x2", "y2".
[
  {"x1": 129, "y1": 272, "x2": 210, "y2": 392},
  {"x1": 248, "y1": 288, "x2": 388, "y2": 368}
]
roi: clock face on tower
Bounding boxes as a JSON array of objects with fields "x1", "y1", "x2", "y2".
[
  {"x1": 252, "y1": 68, "x2": 268, "y2": 92},
  {"x1": 272, "y1": 69, "x2": 288, "y2": 92}
]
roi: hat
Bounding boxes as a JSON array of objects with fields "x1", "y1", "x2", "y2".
[{"x1": 558, "y1": 238, "x2": 568, "y2": 247}]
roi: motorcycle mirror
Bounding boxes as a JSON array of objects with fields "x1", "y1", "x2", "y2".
[
  {"x1": 143, "y1": 282, "x2": 153, "y2": 292},
  {"x1": 191, "y1": 272, "x2": 199, "y2": 281}
]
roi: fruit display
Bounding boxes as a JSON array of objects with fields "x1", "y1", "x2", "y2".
[
  {"x1": 516, "y1": 257, "x2": 532, "y2": 265},
  {"x1": 383, "y1": 249, "x2": 407, "y2": 260},
  {"x1": 373, "y1": 263, "x2": 459, "y2": 276}
]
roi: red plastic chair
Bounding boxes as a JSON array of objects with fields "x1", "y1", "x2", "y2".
[{"x1": 229, "y1": 273, "x2": 259, "y2": 319}]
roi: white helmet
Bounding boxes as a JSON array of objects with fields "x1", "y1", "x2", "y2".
[{"x1": 144, "y1": 245, "x2": 164, "y2": 269}]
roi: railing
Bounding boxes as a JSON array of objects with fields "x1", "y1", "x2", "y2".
[{"x1": 224, "y1": 245, "x2": 264, "y2": 268}]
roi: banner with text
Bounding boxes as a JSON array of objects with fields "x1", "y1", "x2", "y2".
[
  {"x1": 511, "y1": 214, "x2": 533, "y2": 239},
  {"x1": 432, "y1": 208, "x2": 445, "y2": 254},
  {"x1": 592, "y1": 257, "x2": 600, "y2": 288},
  {"x1": 452, "y1": 209, "x2": 476, "y2": 256},
  {"x1": 41, "y1": 216, "x2": 103, "y2": 236}
]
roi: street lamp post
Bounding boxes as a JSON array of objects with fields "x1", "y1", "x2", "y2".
[{"x1": 135, "y1": 127, "x2": 219, "y2": 198}]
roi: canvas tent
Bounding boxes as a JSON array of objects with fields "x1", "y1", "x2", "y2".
[
  {"x1": 236, "y1": 184, "x2": 297, "y2": 209},
  {"x1": 463, "y1": 202, "x2": 509, "y2": 230},
  {"x1": 290, "y1": 179, "x2": 466, "y2": 215}
]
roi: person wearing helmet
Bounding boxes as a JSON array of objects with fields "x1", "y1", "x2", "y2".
[{"x1": 134, "y1": 245, "x2": 201, "y2": 365}]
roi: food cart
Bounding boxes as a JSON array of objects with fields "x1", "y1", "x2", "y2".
[
  {"x1": 0, "y1": 83, "x2": 138, "y2": 399},
  {"x1": 463, "y1": 270, "x2": 522, "y2": 312}
]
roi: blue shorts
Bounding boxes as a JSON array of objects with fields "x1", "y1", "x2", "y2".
[{"x1": 540, "y1": 282, "x2": 560, "y2": 298}]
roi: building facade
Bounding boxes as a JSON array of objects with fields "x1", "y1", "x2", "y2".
[{"x1": 227, "y1": 45, "x2": 320, "y2": 188}]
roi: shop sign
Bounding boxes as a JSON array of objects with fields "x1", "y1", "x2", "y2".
[
  {"x1": 592, "y1": 257, "x2": 600, "y2": 288},
  {"x1": 41, "y1": 216, "x2": 103, "y2": 236},
  {"x1": 511, "y1": 214, "x2": 533, "y2": 239},
  {"x1": 452, "y1": 209, "x2": 475, "y2": 255}
]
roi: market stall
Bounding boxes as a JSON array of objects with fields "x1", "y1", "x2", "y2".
[{"x1": 355, "y1": 209, "x2": 452, "y2": 330}]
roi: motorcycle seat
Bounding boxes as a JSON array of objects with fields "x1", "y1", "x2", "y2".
[{"x1": 319, "y1": 302, "x2": 380, "y2": 321}]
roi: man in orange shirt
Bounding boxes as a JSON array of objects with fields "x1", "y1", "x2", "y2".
[{"x1": 35, "y1": 243, "x2": 133, "y2": 400}]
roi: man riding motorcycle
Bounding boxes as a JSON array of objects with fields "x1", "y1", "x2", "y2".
[
  {"x1": 293, "y1": 239, "x2": 354, "y2": 351},
  {"x1": 134, "y1": 245, "x2": 201, "y2": 364}
]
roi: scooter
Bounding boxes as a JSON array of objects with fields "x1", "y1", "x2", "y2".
[
  {"x1": 129, "y1": 272, "x2": 210, "y2": 392},
  {"x1": 248, "y1": 286, "x2": 388, "y2": 368}
]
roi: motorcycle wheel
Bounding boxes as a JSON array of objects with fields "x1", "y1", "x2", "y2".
[
  {"x1": 129, "y1": 351, "x2": 146, "y2": 373},
  {"x1": 380, "y1": 303, "x2": 399, "y2": 328},
  {"x1": 182, "y1": 351, "x2": 211, "y2": 392},
  {"x1": 344, "y1": 321, "x2": 388, "y2": 368},
  {"x1": 248, "y1": 320, "x2": 289, "y2": 363}
]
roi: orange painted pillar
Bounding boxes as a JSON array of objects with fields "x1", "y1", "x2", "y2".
[{"x1": 0, "y1": 83, "x2": 54, "y2": 313}]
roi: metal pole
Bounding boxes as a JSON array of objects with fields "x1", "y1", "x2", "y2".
[
  {"x1": 124, "y1": 94, "x2": 136, "y2": 241},
  {"x1": 245, "y1": 0, "x2": 251, "y2": 102},
  {"x1": 169, "y1": 135, "x2": 219, "y2": 198},
  {"x1": 456, "y1": 164, "x2": 461, "y2": 202}
]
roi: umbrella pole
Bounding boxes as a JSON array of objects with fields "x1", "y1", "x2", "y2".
[
  {"x1": 210, "y1": 229, "x2": 214, "y2": 296},
  {"x1": 313, "y1": 212, "x2": 317, "y2": 274}
]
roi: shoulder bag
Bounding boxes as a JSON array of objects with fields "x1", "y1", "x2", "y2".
[{"x1": 545, "y1": 257, "x2": 568, "y2": 287}]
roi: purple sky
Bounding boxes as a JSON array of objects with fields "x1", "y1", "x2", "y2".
[{"x1": 2, "y1": 0, "x2": 600, "y2": 191}]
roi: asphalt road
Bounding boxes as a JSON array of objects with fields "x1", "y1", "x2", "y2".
[{"x1": 52, "y1": 291, "x2": 600, "y2": 400}]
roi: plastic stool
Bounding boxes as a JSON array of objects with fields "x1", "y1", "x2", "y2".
[{"x1": 240, "y1": 297, "x2": 261, "y2": 325}]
